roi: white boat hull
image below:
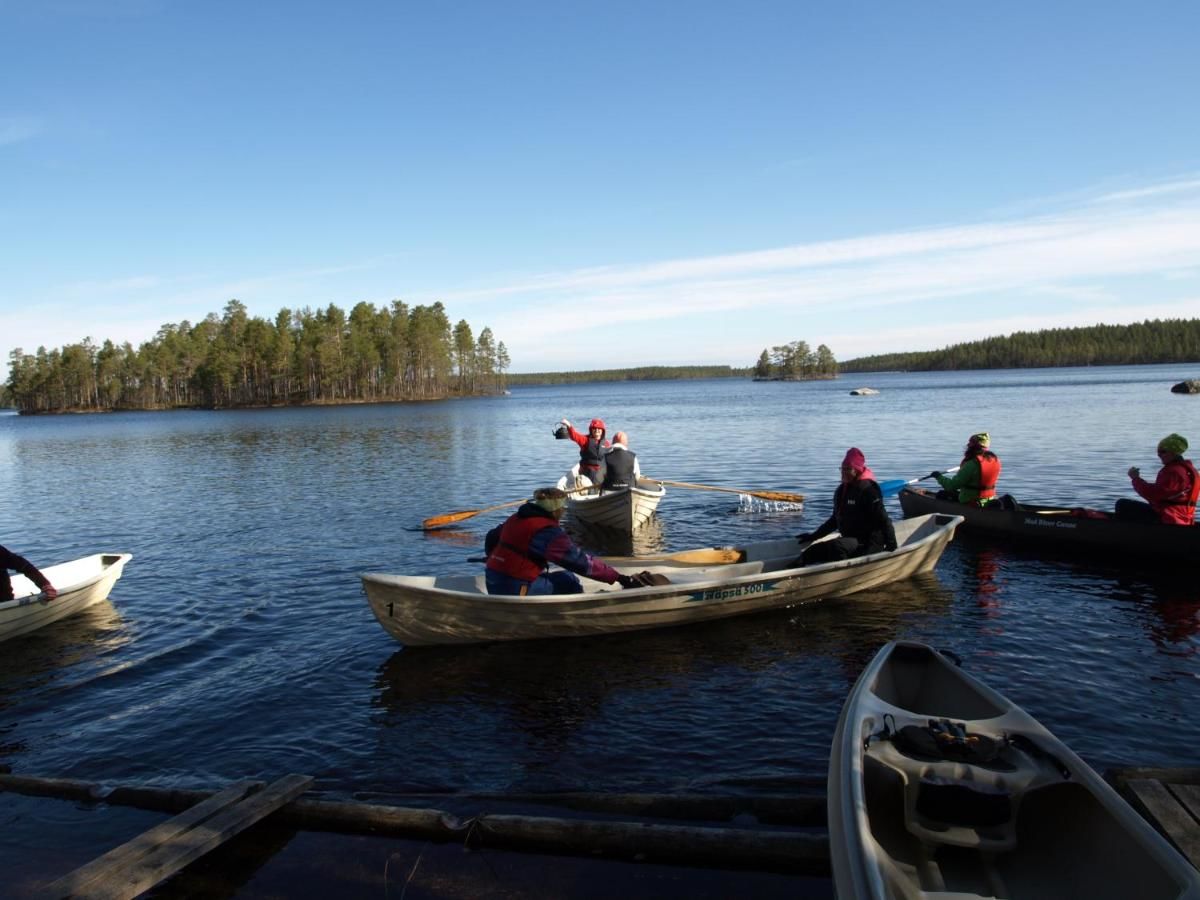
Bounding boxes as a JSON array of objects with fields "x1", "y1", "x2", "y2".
[
  {"x1": 566, "y1": 478, "x2": 666, "y2": 533},
  {"x1": 828, "y1": 640, "x2": 1200, "y2": 899},
  {"x1": 1, "y1": 553, "x2": 132, "y2": 643},
  {"x1": 361, "y1": 515, "x2": 961, "y2": 646}
]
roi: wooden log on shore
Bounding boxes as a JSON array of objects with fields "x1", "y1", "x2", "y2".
[
  {"x1": 351, "y1": 789, "x2": 827, "y2": 826},
  {"x1": 1, "y1": 773, "x2": 830, "y2": 875}
]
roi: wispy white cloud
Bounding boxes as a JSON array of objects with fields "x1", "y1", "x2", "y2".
[
  {"x1": 437, "y1": 176, "x2": 1200, "y2": 368},
  {"x1": 0, "y1": 116, "x2": 42, "y2": 147}
]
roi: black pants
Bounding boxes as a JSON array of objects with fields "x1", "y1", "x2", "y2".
[
  {"x1": 1114, "y1": 498, "x2": 1161, "y2": 524},
  {"x1": 802, "y1": 537, "x2": 863, "y2": 565}
]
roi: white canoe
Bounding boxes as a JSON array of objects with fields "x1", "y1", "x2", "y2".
[
  {"x1": 566, "y1": 478, "x2": 666, "y2": 533},
  {"x1": 1, "y1": 553, "x2": 132, "y2": 643},
  {"x1": 361, "y1": 513, "x2": 961, "y2": 646},
  {"x1": 828, "y1": 640, "x2": 1200, "y2": 899}
]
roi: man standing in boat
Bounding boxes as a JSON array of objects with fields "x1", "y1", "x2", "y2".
[
  {"x1": 1116, "y1": 433, "x2": 1199, "y2": 525},
  {"x1": 601, "y1": 431, "x2": 640, "y2": 493},
  {"x1": 796, "y1": 448, "x2": 897, "y2": 565},
  {"x1": 1, "y1": 544, "x2": 58, "y2": 602},
  {"x1": 931, "y1": 432, "x2": 1001, "y2": 506},
  {"x1": 484, "y1": 488, "x2": 650, "y2": 595},
  {"x1": 559, "y1": 417, "x2": 609, "y2": 487}
]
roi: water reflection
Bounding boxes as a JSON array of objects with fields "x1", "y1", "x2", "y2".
[
  {"x1": 1112, "y1": 571, "x2": 1200, "y2": 655},
  {"x1": 369, "y1": 571, "x2": 950, "y2": 787},
  {"x1": 563, "y1": 514, "x2": 670, "y2": 557},
  {"x1": 0, "y1": 600, "x2": 128, "y2": 714}
]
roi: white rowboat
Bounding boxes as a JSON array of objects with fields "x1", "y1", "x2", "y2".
[
  {"x1": 828, "y1": 640, "x2": 1200, "y2": 899},
  {"x1": 566, "y1": 478, "x2": 666, "y2": 533},
  {"x1": 361, "y1": 514, "x2": 961, "y2": 646},
  {"x1": 1, "y1": 553, "x2": 132, "y2": 643}
]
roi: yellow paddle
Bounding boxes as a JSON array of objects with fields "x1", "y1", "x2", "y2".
[
  {"x1": 422, "y1": 485, "x2": 592, "y2": 531},
  {"x1": 649, "y1": 479, "x2": 804, "y2": 504},
  {"x1": 603, "y1": 547, "x2": 748, "y2": 566}
]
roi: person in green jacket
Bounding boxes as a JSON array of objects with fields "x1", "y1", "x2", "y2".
[{"x1": 931, "y1": 432, "x2": 1002, "y2": 507}]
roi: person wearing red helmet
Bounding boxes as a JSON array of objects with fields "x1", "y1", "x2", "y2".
[{"x1": 560, "y1": 417, "x2": 610, "y2": 487}]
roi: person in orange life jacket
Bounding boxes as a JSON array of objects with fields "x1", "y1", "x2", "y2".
[
  {"x1": 560, "y1": 417, "x2": 610, "y2": 486},
  {"x1": 795, "y1": 448, "x2": 897, "y2": 565},
  {"x1": 601, "y1": 431, "x2": 641, "y2": 493},
  {"x1": 2, "y1": 544, "x2": 58, "y2": 602},
  {"x1": 484, "y1": 487, "x2": 646, "y2": 595},
  {"x1": 1115, "y1": 433, "x2": 1199, "y2": 525},
  {"x1": 931, "y1": 432, "x2": 1001, "y2": 506}
]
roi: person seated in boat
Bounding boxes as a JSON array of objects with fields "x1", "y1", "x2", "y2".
[
  {"x1": 559, "y1": 417, "x2": 610, "y2": 488},
  {"x1": 484, "y1": 487, "x2": 649, "y2": 595},
  {"x1": 795, "y1": 448, "x2": 897, "y2": 565},
  {"x1": 1115, "y1": 433, "x2": 1198, "y2": 525},
  {"x1": 1, "y1": 544, "x2": 58, "y2": 602},
  {"x1": 931, "y1": 432, "x2": 1001, "y2": 506},
  {"x1": 600, "y1": 431, "x2": 641, "y2": 493}
]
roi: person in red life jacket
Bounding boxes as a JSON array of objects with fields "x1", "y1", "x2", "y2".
[
  {"x1": 795, "y1": 447, "x2": 897, "y2": 565},
  {"x1": 2, "y1": 544, "x2": 58, "y2": 602},
  {"x1": 601, "y1": 431, "x2": 641, "y2": 493},
  {"x1": 932, "y1": 432, "x2": 1001, "y2": 506},
  {"x1": 560, "y1": 417, "x2": 610, "y2": 487},
  {"x1": 484, "y1": 487, "x2": 645, "y2": 595},
  {"x1": 1115, "y1": 433, "x2": 1199, "y2": 525}
]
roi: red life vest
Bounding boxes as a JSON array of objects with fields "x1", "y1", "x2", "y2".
[
  {"x1": 960, "y1": 451, "x2": 1001, "y2": 505},
  {"x1": 485, "y1": 512, "x2": 557, "y2": 582},
  {"x1": 1159, "y1": 459, "x2": 1200, "y2": 525}
]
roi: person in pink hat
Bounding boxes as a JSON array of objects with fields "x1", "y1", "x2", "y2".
[{"x1": 795, "y1": 447, "x2": 897, "y2": 565}]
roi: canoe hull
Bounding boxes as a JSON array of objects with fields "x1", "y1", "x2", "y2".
[
  {"x1": 566, "y1": 479, "x2": 665, "y2": 533},
  {"x1": 0, "y1": 553, "x2": 132, "y2": 643},
  {"x1": 362, "y1": 514, "x2": 961, "y2": 646},
  {"x1": 898, "y1": 486, "x2": 1200, "y2": 564},
  {"x1": 829, "y1": 641, "x2": 1200, "y2": 899}
]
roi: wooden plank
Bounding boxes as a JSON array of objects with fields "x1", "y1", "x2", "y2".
[
  {"x1": 1125, "y1": 779, "x2": 1200, "y2": 870},
  {"x1": 1107, "y1": 766, "x2": 1200, "y2": 787},
  {"x1": 60, "y1": 774, "x2": 312, "y2": 900},
  {"x1": 1167, "y1": 782, "x2": 1200, "y2": 827},
  {"x1": 45, "y1": 779, "x2": 263, "y2": 898}
]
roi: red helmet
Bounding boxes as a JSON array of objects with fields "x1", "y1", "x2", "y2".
[{"x1": 589, "y1": 418, "x2": 606, "y2": 434}]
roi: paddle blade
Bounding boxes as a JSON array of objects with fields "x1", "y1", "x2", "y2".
[
  {"x1": 422, "y1": 509, "x2": 480, "y2": 530},
  {"x1": 878, "y1": 479, "x2": 910, "y2": 497},
  {"x1": 749, "y1": 490, "x2": 805, "y2": 503},
  {"x1": 664, "y1": 547, "x2": 747, "y2": 564}
]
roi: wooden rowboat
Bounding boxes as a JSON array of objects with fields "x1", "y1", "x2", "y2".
[
  {"x1": 360, "y1": 513, "x2": 961, "y2": 646},
  {"x1": 898, "y1": 486, "x2": 1200, "y2": 564},
  {"x1": 0, "y1": 553, "x2": 132, "y2": 643},
  {"x1": 566, "y1": 477, "x2": 666, "y2": 533},
  {"x1": 828, "y1": 640, "x2": 1200, "y2": 899}
]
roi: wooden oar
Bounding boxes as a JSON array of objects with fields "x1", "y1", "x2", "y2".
[
  {"x1": 649, "y1": 479, "x2": 805, "y2": 504},
  {"x1": 603, "y1": 547, "x2": 748, "y2": 566},
  {"x1": 879, "y1": 466, "x2": 959, "y2": 497},
  {"x1": 423, "y1": 485, "x2": 592, "y2": 531}
]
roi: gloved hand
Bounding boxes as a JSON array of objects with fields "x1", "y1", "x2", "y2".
[
  {"x1": 561, "y1": 418, "x2": 571, "y2": 427},
  {"x1": 618, "y1": 571, "x2": 660, "y2": 589},
  {"x1": 929, "y1": 471, "x2": 942, "y2": 479},
  {"x1": 1128, "y1": 466, "x2": 1140, "y2": 479},
  {"x1": 795, "y1": 532, "x2": 814, "y2": 544}
]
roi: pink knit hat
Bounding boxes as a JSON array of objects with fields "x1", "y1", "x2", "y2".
[{"x1": 841, "y1": 447, "x2": 876, "y2": 481}]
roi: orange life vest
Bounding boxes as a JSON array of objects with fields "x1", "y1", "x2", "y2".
[{"x1": 1160, "y1": 458, "x2": 1200, "y2": 525}]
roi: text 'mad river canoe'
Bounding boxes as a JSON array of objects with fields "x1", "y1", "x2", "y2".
[
  {"x1": 360, "y1": 514, "x2": 961, "y2": 646},
  {"x1": 1, "y1": 553, "x2": 133, "y2": 643},
  {"x1": 828, "y1": 640, "x2": 1200, "y2": 899},
  {"x1": 897, "y1": 486, "x2": 1199, "y2": 565}
]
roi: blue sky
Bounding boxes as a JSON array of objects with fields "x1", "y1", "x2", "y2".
[{"x1": 3, "y1": 2, "x2": 1198, "y2": 374}]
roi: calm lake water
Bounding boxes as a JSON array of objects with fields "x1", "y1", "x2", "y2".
[{"x1": 1, "y1": 364, "x2": 1198, "y2": 889}]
